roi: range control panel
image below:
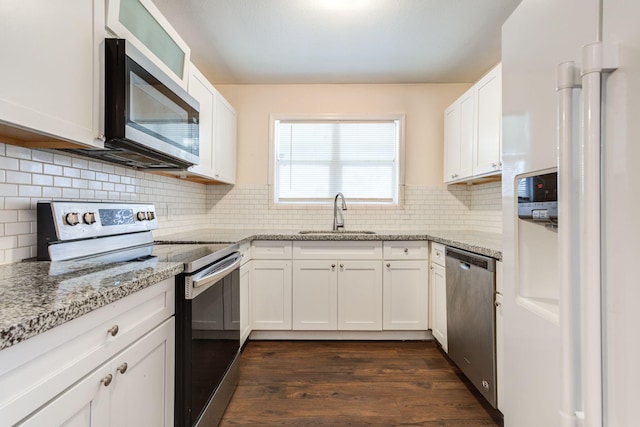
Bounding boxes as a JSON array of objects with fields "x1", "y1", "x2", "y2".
[
  {"x1": 37, "y1": 201, "x2": 158, "y2": 242},
  {"x1": 517, "y1": 172, "x2": 558, "y2": 226}
]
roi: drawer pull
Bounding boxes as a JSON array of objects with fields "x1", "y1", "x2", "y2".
[
  {"x1": 101, "y1": 374, "x2": 113, "y2": 387},
  {"x1": 404, "y1": 248, "x2": 409, "y2": 254},
  {"x1": 386, "y1": 263, "x2": 391, "y2": 268},
  {"x1": 107, "y1": 325, "x2": 119, "y2": 337},
  {"x1": 117, "y1": 362, "x2": 128, "y2": 374}
]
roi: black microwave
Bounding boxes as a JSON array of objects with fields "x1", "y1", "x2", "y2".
[
  {"x1": 68, "y1": 39, "x2": 199, "y2": 170},
  {"x1": 105, "y1": 38, "x2": 199, "y2": 169}
]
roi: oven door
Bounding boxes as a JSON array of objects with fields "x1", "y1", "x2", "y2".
[{"x1": 176, "y1": 253, "x2": 241, "y2": 427}]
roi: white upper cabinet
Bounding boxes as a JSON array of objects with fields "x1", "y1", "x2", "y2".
[
  {"x1": 213, "y1": 94, "x2": 238, "y2": 184},
  {"x1": 106, "y1": 0, "x2": 190, "y2": 88},
  {"x1": 473, "y1": 63, "x2": 502, "y2": 176},
  {"x1": 0, "y1": 0, "x2": 105, "y2": 148},
  {"x1": 187, "y1": 66, "x2": 217, "y2": 179},
  {"x1": 444, "y1": 63, "x2": 502, "y2": 184},
  {"x1": 180, "y1": 65, "x2": 237, "y2": 184},
  {"x1": 444, "y1": 87, "x2": 474, "y2": 182}
]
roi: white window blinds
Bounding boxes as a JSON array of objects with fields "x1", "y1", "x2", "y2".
[{"x1": 274, "y1": 118, "x2": 400, "y2": 204}]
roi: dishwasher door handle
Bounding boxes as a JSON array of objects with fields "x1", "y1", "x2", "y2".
[{"x1": 459, "y1": 262, "x2": 471, "y2": 271}]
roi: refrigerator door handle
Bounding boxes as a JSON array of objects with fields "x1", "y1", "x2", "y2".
[
  {"x1": 579, "y1": 41, "x2": 618, "y2": 427},
  {"x1": 557, "y1": 61, "x2": 583, "y2": 427}
]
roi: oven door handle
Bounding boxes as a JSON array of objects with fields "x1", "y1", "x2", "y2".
[{"x1": 186, "y1": 252, "x2": 241, "y2": 298}]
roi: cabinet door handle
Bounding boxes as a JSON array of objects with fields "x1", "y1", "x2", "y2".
[
  {"x1": 117, "y1": 362, "x2": 128, "y2": 374},
  {"x1": 101, "y1": 374, "x2": 113, "y2": 387},
  {"x1": 339, "y1": 264, "x2": 344, "y2": 269},
  {"x1": 386, "y1": 263, "x2": 391, "y2": 268},
  {"x1": 107, "y1": 325, "x2": 119, "y2": 337}
]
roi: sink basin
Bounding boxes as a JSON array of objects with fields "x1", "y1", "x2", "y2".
[{"x1": 298, "y1": 230, "x2": 376, "y2": 235}]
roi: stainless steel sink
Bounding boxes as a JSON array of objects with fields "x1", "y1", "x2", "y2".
[{"x1": 298, "y1": 230, "x2": 376, "y2": 235}]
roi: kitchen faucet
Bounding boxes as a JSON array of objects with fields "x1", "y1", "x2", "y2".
[{"x1": 333, "y1": 192, "x2": 347, "y2": 231}]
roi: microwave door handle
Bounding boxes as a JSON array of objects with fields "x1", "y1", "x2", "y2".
[{"x1": 191, "y1": 253, "x2": 241, "y2": 290}]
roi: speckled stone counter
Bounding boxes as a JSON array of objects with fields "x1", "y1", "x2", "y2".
[
  {"x1": 0, "y1": 259, "x2": 184, "y2": 351},
  {"x1": 1, "y1": 229, "x2": 501, "y2": 351},
  {"x1": 155, "y1": 229, "x2": 503, "y2": 260}
]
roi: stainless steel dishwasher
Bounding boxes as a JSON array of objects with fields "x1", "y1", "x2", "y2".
[{"x1": 446, "y1": 247, "x2": 497, "y2": 408}]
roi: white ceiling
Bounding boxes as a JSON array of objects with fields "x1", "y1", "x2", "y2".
[{"x1": 153, "y1": 0, "x2": 521, "y2": 85}]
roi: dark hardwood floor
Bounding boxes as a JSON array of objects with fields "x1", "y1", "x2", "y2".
[{"x1": 220, "y1": 340, "x2": 500, "y2": 426}]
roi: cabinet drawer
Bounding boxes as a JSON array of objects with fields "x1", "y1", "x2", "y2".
[
  {"x1": 251, "y1": 241, "x2": 292, "y2": 259},
  {"x1": 293, "y1": 241, "x2": 383, "y2": 260},
  {"x1": 0, "y1": 278, "x2": 175, "y2": 426},
  {"x1": 430, "y1": 242, "x2": 446, "y2": 267},
  {"x1": 383, "y1": 241, "x2": 428, "y2": 260}
]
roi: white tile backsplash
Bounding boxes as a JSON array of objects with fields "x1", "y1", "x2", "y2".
[
  {"x1": 0, "y1": 141, "x2": 502, "y2": 264},
  {"x1": 205, "y1": 182, "x2": 502, "y2": 233},
  {"x1": 0, "y1": 142, "x2": 209, "y2": 263}
]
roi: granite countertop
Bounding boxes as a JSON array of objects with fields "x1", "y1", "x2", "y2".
[
  {"x1": 0, "y1": 259, "x2": 184, "y2": 351},
  {"x1": 1, "y1": 228, "x2": 501, "y2": 352},
  {"x1": 155, "y1": 229, "x2": 503, "y2": 260}
]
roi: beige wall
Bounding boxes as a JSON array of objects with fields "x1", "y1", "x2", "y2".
[{"x1": 216, "y1": 84, "x2": 470, "y2": 186}]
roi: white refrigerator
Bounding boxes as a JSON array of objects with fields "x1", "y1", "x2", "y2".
[{"x1": 501, "y1": 0, "x2": 640, "y2": 425}]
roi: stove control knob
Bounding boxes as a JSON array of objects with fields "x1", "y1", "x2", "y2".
[
  {"x1": 136, "y1": 211, "x2": 147, "y2": 221},
  {"x1": 65, "y1": 212, "x2": 80, "y2": 226},
  {"x1": 83, "y1": 212, "x2": 97, "y2": 224},
  {"x1": 146, "y1": 211, "x2": 155, "y2": 220}
]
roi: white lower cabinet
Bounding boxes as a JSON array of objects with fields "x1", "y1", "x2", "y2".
[
  {"x1": 250, "y1": 260, "x2": 292, "y2": 330},
  {"x1": 430, "y1": 263, "x2": 447, "y2": 350},
  {"x1": 292, "y1": 260, "x2": 383, "y2": 331},
  {"x1": 251, "y1": 240, "x2": 433, "y2": 337},
  {"x1": 292, "y1": 261, "x2": 338, "y2": 330},
  {"x1": 108, "y1": 319, "x2": 175, "y2": 427},
  {"x1": 19, "y1": 362, "x2": 111, "y2": 427},
  {"x1": 239, "y1": 260, "x2": 252, "y2": 346},
  {"x1": 382, "y1": 260, "x2": 428, "y2": 330},
  {"x1": 430, "y1": 243, "x2": 448, "y2": 351},
  {"x1": 337, "y1": 261, "x2": 383, "y2": 330},
  {"x1": 0, "y1": 280, "x2": 175, "y2": 426},
  {"x1": 22, "y1": 318, "x2": 174, "y2": 427}
]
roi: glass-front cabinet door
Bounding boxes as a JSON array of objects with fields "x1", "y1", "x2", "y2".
[{"x1": 106, "y1": 0, "x2": 190, "y2": 88}]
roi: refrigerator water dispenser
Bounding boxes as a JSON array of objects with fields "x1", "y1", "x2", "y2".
[{"x1": 517, "y1": 171, "x2": 558, "y2": 227}]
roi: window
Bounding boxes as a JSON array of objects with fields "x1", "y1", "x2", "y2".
[{"x1": 272, "y1": 115, "x2": 404, "y2": 204}]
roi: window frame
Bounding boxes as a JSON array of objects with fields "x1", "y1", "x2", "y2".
[{"x1": 269, "y1": 113, "x2": 406, "y2": 207}]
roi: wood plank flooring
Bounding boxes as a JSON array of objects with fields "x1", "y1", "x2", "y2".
[{"x1": 219, "y1": 340, "x2": 501, "y2": 426}]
